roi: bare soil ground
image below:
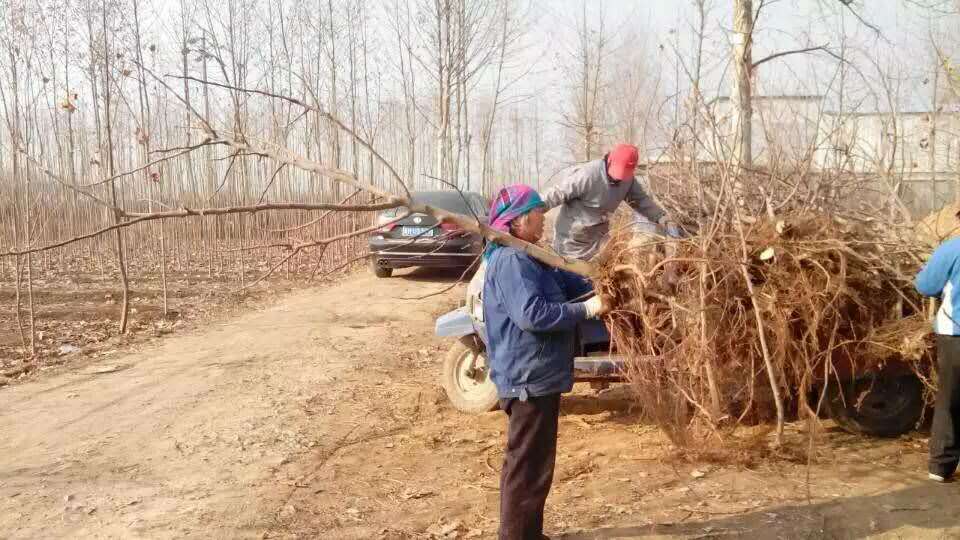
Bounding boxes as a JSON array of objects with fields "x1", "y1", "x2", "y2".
[
  {"x1": 0, "y1": 266, "x2": 307, "y2": 382},
  {"x1": 1, "y1": 267, "x2": 958, "y2": 539}
]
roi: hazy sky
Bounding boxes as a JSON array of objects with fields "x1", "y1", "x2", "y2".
[
  {"x1": 136, "y1": 0, "x2": 958, "y2": 116},
  {"x1": 525, "y1": 0, "x2": 960, "y2": 112}
]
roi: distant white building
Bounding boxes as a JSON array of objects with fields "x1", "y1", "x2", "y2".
[
  {"x1": 706, "y1": 95, "x2": 824, "y2": 165},
  {"x1": 653, "y1": 95, "x2": 960, "y2": 216}
]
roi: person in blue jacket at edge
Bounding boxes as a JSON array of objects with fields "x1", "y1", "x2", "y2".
[
  {"x1": 482, "y1": 184, "x2": 607, "y2": 540},
  {"x1": 915, "y1": 232, "x2": 960, "y2": 482}
]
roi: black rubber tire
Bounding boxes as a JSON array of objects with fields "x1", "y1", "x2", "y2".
[
  {"x1": 825, "y1": 374, "x2": 924, "y2": 437},
  {"x1": 441, "y1": 340, "x2": 498, "y2": 414},
  {"x1": 372, "y1": 261, "x2": 392, "y2": 278}
]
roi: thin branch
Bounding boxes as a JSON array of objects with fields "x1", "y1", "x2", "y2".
[
  {"x1": 834, "y1": 0, "x2": 885, "y2": 39},
  {"x1": 13, "y1": 145, "x2": 120, "y2": 214},
  {"x1": 293, "y1": 213, "x2": 411, "y2": 252},
  {"x1": 212, "y1": 132, "x2": 399, "y2": 203},
  {"x1": 422, "y1": 173, "x2": 482, "y2": 224},
  {"x1": 219, "y1": 241, "x2": 296, "y2": 253},
  {"x1": 315, "y1": 252, "x2": 373, "y2": 281},
  {"x1": 261, "y1": 190, "x2": 364, "y2": 233},
  {"x1": 752, "y1": 44, "x2": 839, "y2": 70},
  {"x1": 309, "y1": 244, "x2": 331, "y2": 280},
  {"x1": 236, "y1": 249, "x2": 300, "y2": 291},
  {"x1": 2, "y1": 214, "x2": 155, "y2": 257},
  {"x1": 208, "y1": 150, "x2": 240, "y2": 202},
  {"x1": 258, "y1": 163, "x2": 288, "y2": 203},
  {"x1": 397, "y1": 253, "x2": 483, "y2": 301},
  {"x1": 1, "y1": 201, "x2": 401, "y2": 257},
  {"x1": 136, "y1": 62, "x2": 217, "y2": 137},
  {"x1": 80, "y1": 140, "x2": 217, "y2": 187},
  {"x1": 123, "y1": 201, "x2": 400, "y2": 219},
  {"x1": 170, "y1": 74, "x2": 410, "y2": 198}
]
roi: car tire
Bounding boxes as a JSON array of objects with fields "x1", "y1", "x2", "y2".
[
  {"x1": 442, "y1": 340, "x2": 499, "y2": 414},
  {"x1": 371, "y1": 260, "x2": 392, "y2": 278},
  {"x1": 825, "y1": 374, "x2": 924, "y2": 437}
]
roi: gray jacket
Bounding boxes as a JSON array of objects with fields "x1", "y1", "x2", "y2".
[{"x1": 542, "y1": 158, "x2": 666, "y2": 260}]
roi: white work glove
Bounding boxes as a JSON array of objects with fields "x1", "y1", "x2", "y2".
[
  {"x1": 658, "y1": 216, "x2": 684, "y2": 239},
  {"x1": 626, "y1": 218, "x2": 660, "y2": 250},
  {"x1": 583, "y1": 295, "x2": 608, "y2": 318}
]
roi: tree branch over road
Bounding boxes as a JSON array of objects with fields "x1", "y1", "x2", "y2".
[{"x1": 5, "y1": 73, "x2": 595, "y2": 278}]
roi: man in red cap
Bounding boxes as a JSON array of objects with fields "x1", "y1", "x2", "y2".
[{"x1": 542, "y1": 143, "x2": 679, "y2": 261}]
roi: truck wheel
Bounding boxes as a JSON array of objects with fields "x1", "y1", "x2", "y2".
[
  {"x1": 371, "y1": 260, "x2": 392, "y2": 278},
  {"x1": 442, "y1": 340, "x2": 498, "y2": 414},
  {"x1": 825, "y1": 374, "x2": 924, "y2": 437}
]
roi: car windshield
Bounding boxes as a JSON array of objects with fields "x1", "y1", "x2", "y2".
[{"x1": 381, "y1": 191, "x2": 487, "y2": 218}]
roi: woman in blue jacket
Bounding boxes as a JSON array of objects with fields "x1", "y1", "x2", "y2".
[
  {"x1": 916, "y1": 235, "x2": 960, "y2": 482},
  {"x1": 482, "y1": 184, "x2": 605, "y2": 539}
]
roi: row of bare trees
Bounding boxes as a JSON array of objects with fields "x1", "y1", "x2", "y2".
[
  {"x1": 0, "y1": 0, "x2": 638, "y2": 357},
  {"x1": 1, "y1": 0, "x2": 959, "y2": 363}
]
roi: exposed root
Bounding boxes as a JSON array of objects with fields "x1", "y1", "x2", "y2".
[{"x1": 592, "y1": 174, "x2": 935, "y2": 455}]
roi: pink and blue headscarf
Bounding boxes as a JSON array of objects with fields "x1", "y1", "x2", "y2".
[{"x1": 484, "y1": 184, "x2": 545, "y2": 260}]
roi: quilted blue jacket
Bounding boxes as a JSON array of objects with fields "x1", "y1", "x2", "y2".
[{"x1": 482, "y1": 246, "x2": 592, "y2": 399}]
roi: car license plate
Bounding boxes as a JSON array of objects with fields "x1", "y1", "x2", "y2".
[{"x1": 401, "y1": 226, "x2": 435, "y2": 237}]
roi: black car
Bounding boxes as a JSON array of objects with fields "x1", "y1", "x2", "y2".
[{"x1": 368, "y1": 190, "x2": 488, "y2": 278}]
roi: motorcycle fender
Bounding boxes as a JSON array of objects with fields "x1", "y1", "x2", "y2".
[{"x1": 435, "y1": 308, "x2": 476, "y2": 338}]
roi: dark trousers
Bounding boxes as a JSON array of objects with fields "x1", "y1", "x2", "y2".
[
  {"x1": 930, "y1": 335, "x2": 960, "y2": 477},
  {"x1": 498, "y1": 393, "x2": 561, "y2": 540}
]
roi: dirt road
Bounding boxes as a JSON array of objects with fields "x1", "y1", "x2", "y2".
[
  {"x1": 0, "y1": 269, "x2": 462, "y2": 539},
  {"x1": 1, "y1": 269, "x2": 958, "y2": 539}
]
